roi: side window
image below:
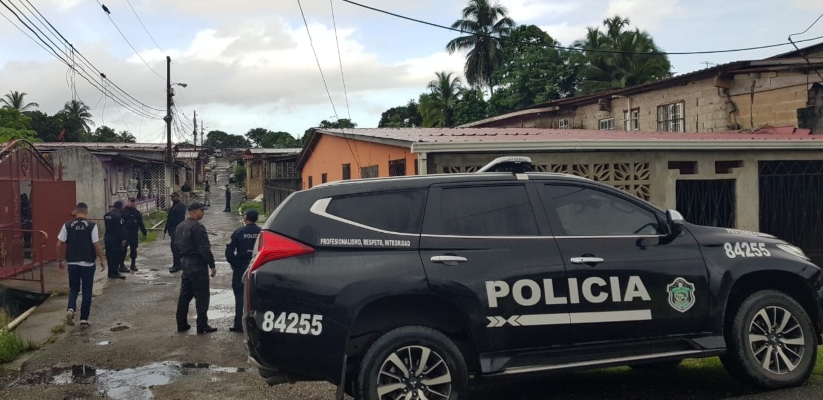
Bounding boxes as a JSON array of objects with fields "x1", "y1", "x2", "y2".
[
  {"x1": 543, "y1": 185, "x2": 661, "y2": 236},
  {"x1": 431, "y1": 185, "x2": 539, "y2": 236},
  {"x1": 326, "y1": 190, "x2": 426, "y2": 234}
]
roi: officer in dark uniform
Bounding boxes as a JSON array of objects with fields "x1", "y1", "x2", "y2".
[
  {"x1": 225, "y1": 209, "x2": 261, "y2": 332},
  {"x1": 224, "y1": 185, "x2": 232, "y2": 212},
  {"x1": 175, "y1": 202, "x2": 218, "y2": 334},
  {"x1": 164, "y1": 192, "x2": 188, "y2": 273},
  {"x1": 104, "y1": 201, "x2": 127, "y2": 279},
  {"x1": 121, "y1": 198, "x2": 147, "y2": 272}
]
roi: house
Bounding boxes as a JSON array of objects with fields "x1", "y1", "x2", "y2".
[
  {"x1": 0, "y1": 140, "x2": 75, "y2": 285},
  {"x1": 242, "y1": 148, "x2": 302, "y2": 203},
  {"x1": 461, "y1": 54, "x2": 823, "y2": 134},
  {"x1": 300, "y1": 126, "x2": 823, "y2": 263},
  {"x1": 298, "y1": 129, "x2": 418, "y2": 189},
  {"x1": 174, "y1": 144, "x2": 209, "y2": 184},
  {"x1": 36, "y1": 143, "x2": 188, "y2": 212}
]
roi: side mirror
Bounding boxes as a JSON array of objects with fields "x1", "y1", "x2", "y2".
[{"x1": 661, "y1": 210, "x2": 685, "y2": 244}]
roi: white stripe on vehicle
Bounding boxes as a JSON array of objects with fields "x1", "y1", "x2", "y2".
[{"x1": 487, "y1": 310, "x2": 652, "y2": 328}]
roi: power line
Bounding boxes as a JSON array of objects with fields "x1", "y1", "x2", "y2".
[
  {"x1": 297, "y1": 0, "x2": 361, "y2": 169},
  {"x1": 329, "y1": 0, "x2": 352, "y2": 121},
  {"x1": 7, "y1": 0, "x2": 164, "y2": 118},
  {"x1": 93, "y1": 0, "x2": 164, "y2": 80},
  {"x1": 124, "y1": 0, "x2": 164, "y2": 53},
  {"x1": 341, "y1": 0, "x2": 823, "y2": 56},
  {"x1": 788, "y1": 13, "x2": 823, "y2": 82}
]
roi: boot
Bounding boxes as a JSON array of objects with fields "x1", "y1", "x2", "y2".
[{"x1": 130, "y1": 258, "x2": 138, "y2": 272}]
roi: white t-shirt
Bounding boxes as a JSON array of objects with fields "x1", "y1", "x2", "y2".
[{"x1": 58, "y1": 223, "x2": 100, "y2": 267}]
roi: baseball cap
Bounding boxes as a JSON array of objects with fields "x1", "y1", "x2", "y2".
[
  {"x1": 245, "y1": 209, "x2": 259, "y2": 222},
  {"x1": 113, "y1": 201, "x2": 123, "y2": 209},
  {"x1": 188, "y1": 202, "x2": 205, "y2": 211}
]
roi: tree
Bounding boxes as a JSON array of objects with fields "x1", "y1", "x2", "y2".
[
  {"x1": 0, "y1": 108, "x2": 38, "y2": 142},
  {"x1": 573, "y1": 16, "x2": 672, "y2": 94},
  {"x1": 453, "y1": 89, "x2": 488, "y2": 126},
  {"x1": 245, "y1": 128, "x2": 300, "y2": 148},
  {"x1": 118, "y1": 131, "x2": 136, "y2": 143},
  {"x1": 0, "y1": 91, "x2": 39, "y2": 112},
  {"x1": 446, "y1": 0, "x2": 515, "y2": 92},
  {"x1": 245, "y1": 128, "x2": 270, "y2": 147},
  {"x1": 490, "y1": 25, "x2": 580, "y2": 114},
  {"x1": 89, "y1": 126, "x2": 118, "y2": 142},
  {"x1": 25, "y1": 111, "x2": 63, "y2": 141},
  {"x1": 421, "y1": 72, "x2": 463, "y2": 127},
  {"x1": 378, "y1": 100, "x2": 423, "y2": 128},
  {"x1": 58, "y1": 100, "x2": 95, "y2": 139},
  {"x1": 319, "y1": 119, "x2": 357, "y2": 129},
  {"x1": 205, "y1": 130, "x2": 250, "y2": 149}
]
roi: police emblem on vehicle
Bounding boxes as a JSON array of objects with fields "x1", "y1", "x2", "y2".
[{"x1": 667, "y1": 278, "x2": 696, "y2": 313}]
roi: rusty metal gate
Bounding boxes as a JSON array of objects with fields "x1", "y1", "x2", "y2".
[{"x1": 0, "y1": 140, "x2": 75, "y2": 290}]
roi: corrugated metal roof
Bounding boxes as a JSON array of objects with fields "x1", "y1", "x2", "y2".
[
  {"x1": 34, "y1": 142, "x2": 167, "y2": 150},
  {"x1": 317, "y1": 126, "x2": 815, "y2": 146},
  {"x1": 175, "y1": 151, "x2": 200, "y2": 159},
  {"x1": 248, "y1": 148, "x2": 302, "y2": 154}
]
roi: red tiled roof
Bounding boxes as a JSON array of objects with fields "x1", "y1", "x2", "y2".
[{"x1": 317, "y1": 126, "x2": 815, "y2": 146}]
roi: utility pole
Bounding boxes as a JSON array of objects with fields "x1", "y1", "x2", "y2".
[
  {"x1": 193, "y1": 110, "x2": 198, "y2": 151},
  {"x1": 165, "y1": 56, "x2": 172, "y2": 163},
  {"x1": 201, "y1": 121, "x2": 204, "y2": 148}
]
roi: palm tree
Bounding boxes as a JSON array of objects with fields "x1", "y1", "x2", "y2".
[
  {"x1": 0, "y1": 91, "x2": 39, "y2": 111},
  {"x1": 422, "y1": 72, "x2": 463, "y2": 127},
  {"x1": 60, "y1": 100, "x2": 95, "y2": 133},
  {"x1": 446, "y1": 0, "x2": 515, "y2": 93},
  {"x1": 574, "y1": 16, "x2": 672, "y2": 94}
]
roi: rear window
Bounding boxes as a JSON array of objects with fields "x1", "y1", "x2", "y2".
[{"x1": 326, "y1": 190, "x2": 426, "y2": 234}]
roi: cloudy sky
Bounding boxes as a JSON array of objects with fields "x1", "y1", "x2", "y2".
[{"x1": 1, "y1": 0, "x2": 822, "y2": 143}]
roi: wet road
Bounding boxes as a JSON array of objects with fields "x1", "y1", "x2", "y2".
[{"x1": 4, "y1": 160, "x2": 823, "y2": 399}]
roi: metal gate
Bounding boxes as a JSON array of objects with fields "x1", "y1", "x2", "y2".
[
  {"x1": 676, "y1": 180, "x2": 736, "y2": 228},
  {"x1": 759, "y1": 161, "x2": 823, "y2": 261}
]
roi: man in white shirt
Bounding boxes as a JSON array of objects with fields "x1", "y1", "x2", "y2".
[{"x1": 56, "y1": 203, "x2": 106, "y2": 328}]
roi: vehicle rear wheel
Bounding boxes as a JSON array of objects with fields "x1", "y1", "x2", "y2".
[
  {"x1": 720, "y1": 290, "x2": 816, "y2": 390},
  {"x1": 630, "y1": 360, "x2": 682, "y2": 372},
  {"x1": 357, "y1": 326, "x2": 468, "y2": 400}
]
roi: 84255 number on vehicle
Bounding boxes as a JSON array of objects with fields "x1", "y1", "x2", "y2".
[{"x1": 259, "y1": 311, "x2": 323, "y2": 336}]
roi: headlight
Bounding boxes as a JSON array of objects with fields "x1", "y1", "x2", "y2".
[{"x1": 776, "y1": 243, "x2": 810, "y2": 261}]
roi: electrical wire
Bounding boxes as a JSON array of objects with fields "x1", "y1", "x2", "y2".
[
  {"x1": 94, "y1": 0, "x2": 164, "y2": 80},
  {"x1": 8, "y1": 0, "x2": 164, "y2": 118},
  {"x1": 124, "y1": 0, "x2": 164, "y2": 53},
  {"x1": 297, "y1": 0, "x2": 361, "y2": 168},
  {"x1": 330, "y1": 0, "x2": 352, "y2": 121},
  {"x1": 788, "y1": 12, "x2": 823, "y2": 81},
  {"x1": 341, "y1": 0, "x2": 823, "y2": 56}
]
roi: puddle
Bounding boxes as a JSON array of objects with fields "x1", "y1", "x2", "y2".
[
  {"x1": 15, "y1": 361, "x2": 249, "y2": 399},
  {"x1": 206, "y1": 290, "x2": 235, "y2": 320}
]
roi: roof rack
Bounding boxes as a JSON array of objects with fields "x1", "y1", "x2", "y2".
[{"x1": 477, "y1": 156, "x2": 534, "y2": 173}]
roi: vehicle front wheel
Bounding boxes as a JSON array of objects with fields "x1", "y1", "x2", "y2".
[
  {"x1": 357, "y1": 326, "x2": 468, "y2": 400},
  {"x1": 721, "y1": 290, "x2": 817, "y2": 390}
]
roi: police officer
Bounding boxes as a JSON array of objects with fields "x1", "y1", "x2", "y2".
[
  {"x1": 225, "y1": 209, "x2": 261, "y2": 332},
  {"x1": 204, "y1": 181, "x2": 211, "y2": 206},
  {"x1": 164, "y1": 192, "x2": 187, "y2": 273},
  {"x1": 104, "y1": 201, "x2": 128, "y2": 280},
  {"x1": 224, "y1": 185, "x2": 232, "y2": 212},
  {"x1": 175, "y1": 202, "x2": 218, "y2": 334},
  {"x1": 57, "y1": 203, "x2": 106, "y2": 327},
  {"x1": 121, "y1": 198, "x2": 148, "y2": 272}
]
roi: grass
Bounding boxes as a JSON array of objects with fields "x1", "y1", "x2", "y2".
[
  {"x1": 50, "y1": 288, "x2": 69, "y2": 297},
  {"x1": 139, "y1": 210, "x2": 167, "y2": 244},
  {"x1": 233, "y1": 201, "x2": 267, "y2": 220},
  {"x1": 51, "y1": 325, "x2": 65, "y2": 334},
  {"x1": 0, "y1": 310, "x2": 39, "y2": 364}
]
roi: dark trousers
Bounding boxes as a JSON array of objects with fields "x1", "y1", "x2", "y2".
[
  {"x1": 67, "y1": 264, "x2": 95, "y2": 321},
  {"x1": 231, "y1": 262, "x2": 249, "y2": 328},
  {"x1": 169, "y1": 232, "x2": 181, "y2": 270},
  {"x1": 121, "y1": 230, "x2": 139, "y2": 267},
  {"x1": 105, "y1": 238, "x2": 122, "y2": 277},
  {"x1": 176, "y1": 267, "x2": 210, "y2": 329},
  {"x1": 224, "y1": 197, "x2": 231, "y2": 212}
]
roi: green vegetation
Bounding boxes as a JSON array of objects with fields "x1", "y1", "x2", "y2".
[
  {"x1": 51, "y1": 324, "x2": 65, "y2": 334},
  {"x1": 138, "y1": 210, "x2": 167, "y2": 244},
  {"x1": 50, "y1": 288, "x2": 69, "y2": 297},
  {"x1": 0, "y1": 310, "x2": 39, "y2": 364},
  {"x1": 234, "y1": 164, "x2": 246, "y2": 186},
  {"x1": 233, "y1": 201, "x2": 266, "y2": 220}
]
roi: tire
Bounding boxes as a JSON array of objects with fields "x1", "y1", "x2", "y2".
[
  {"x1": 630, "y1": 360, "x2": 682, "y2": 372},
  {"x1": 357, "y1": 326, "x2": 469, "y2": 400},
  {"x1": 720, "y1": 290, "x2": 817, "y2": 390}
]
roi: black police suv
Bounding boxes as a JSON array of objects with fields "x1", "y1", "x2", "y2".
[{"x1": 244, "y1": 156, "x2": 823, "y2": 400}]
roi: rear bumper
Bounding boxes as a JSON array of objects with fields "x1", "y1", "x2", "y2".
[{"x1": 244, "y1": 311, "x2": 349, "y2": 385}]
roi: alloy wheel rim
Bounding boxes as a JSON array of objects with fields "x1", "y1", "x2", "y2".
[
  {"x1": 376, "y1": 345, "x2": 452, "y2": 400},
  {"x1": 748, "y1": 306, "x2": 805, "y2": 375}
]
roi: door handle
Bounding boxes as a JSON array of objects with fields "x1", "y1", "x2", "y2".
[
  {"x1": 431, "y1": 256, "x2": 468, "y2": 266},
  {"x1": 571, "y1": 257, "x2": 605, "y2": 265}
]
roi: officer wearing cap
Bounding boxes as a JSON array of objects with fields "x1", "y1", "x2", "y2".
[
  {"x1": 175, "y1": 202, "x2": 218, "y2": 334},
  {"x1": 164, "y1": 192, "x2": 188, "y2": 273},
  {"x1": 104, "y1": 201, "x2": 128, "y2": 279},
  {"x1": 225, "y1": 209, "x2": 262, "y2": 332}
]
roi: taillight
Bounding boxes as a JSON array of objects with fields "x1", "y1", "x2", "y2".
[{"x1": 248, "y1": 231, "x2": 315, "y2": 274}]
